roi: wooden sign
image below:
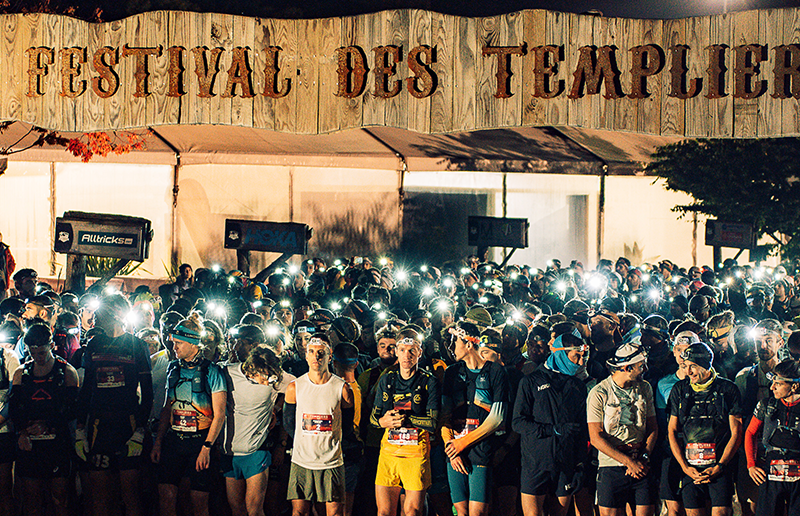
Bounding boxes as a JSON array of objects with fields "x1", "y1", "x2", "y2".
[{"x1": 2, "y1": 9, "x2": 800, "y2": 137}]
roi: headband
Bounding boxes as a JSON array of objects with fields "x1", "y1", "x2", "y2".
[
  {"x1": 172, "y1": 324, "x2": 202, "y2": 345},
  {"x1": 551, "y1": 328, "x2": 588, "y2": 353},
  {"x1": 449, "y1": 326, "x2": 480, "y2": 345},
  {"x1": 709, "y1": 324, "x2": 732, "y2": 340},
  {"x1": 767, "y1": 372, "x2": 800, "y2": 384}
]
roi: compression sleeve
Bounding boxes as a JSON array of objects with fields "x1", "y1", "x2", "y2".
[
  {"x1": 745, "y1": 416, "x2": 763, "y2": 469},
  {"x1": 455, "y1": 401, "x2": 505, "y2": 449},
  {"x1": 283, "y1": 402, "x2": 296, "y2": 440}
]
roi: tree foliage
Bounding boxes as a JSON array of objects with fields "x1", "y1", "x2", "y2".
[
  {"x1": 0, "y1": 122, "x2": 151, "y2": 162},
  {"x1": 647, "y1": 138, "x2": 800, "y2": 259}
]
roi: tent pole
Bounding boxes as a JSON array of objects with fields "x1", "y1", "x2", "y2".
[
  {"x1": 151, "y1": 129, "x2": 182, "y2": 276},
  {"x1": 361, "y1": 129, "x2": 408, "y2": 250}
]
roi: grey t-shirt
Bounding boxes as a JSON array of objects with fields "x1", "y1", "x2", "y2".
[
  {"x1": 587, "y1": 376, "x2": 655, "y2": 467},
  {"x1": 222, "y1": 363, "x2": 293, "y2": 456}
]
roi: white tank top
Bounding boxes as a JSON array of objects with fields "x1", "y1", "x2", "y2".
[{"x1": 291, "y1": 373, "x2": 346, "y2": 470}]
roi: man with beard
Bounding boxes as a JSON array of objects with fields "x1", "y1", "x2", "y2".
[
  {"x1": 735, "y1": 319, "x2": 785, "y2": 516},
  {"x1": 355, "y1": 323, "x2": 398, "y2": 516},
  {"x1": 587, "y1": 309, "x2": 622, "y2": 381},
  {"x1": 12, "y1": 269, "x2": 37, "y2": 301},
  {"x1": 21, "y1": 295, "x2": 56, "y2": 329},
  {"x1": 587, "y1": 342, "x2": 658, "y2": 516}
]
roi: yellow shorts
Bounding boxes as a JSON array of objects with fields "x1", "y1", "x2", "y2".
[{"x1": 375, "y1": 450, "x2": 431, "y2": 491}]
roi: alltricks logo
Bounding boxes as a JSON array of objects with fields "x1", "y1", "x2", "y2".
[{"x1": 78, "y1": 231, "x2": 137, "y2": 248}]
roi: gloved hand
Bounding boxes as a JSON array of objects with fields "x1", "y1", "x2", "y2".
[
  {"x1": 553, "y1": 422, "x2": 581, "y2": 437},
  {"x1": 74, "y1": 427, "x2": 89, "y2": 461},
  {"x1": 126, "y1": 427, "x2": 146, "y2": 457}
]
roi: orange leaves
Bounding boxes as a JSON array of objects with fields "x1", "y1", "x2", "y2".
[{"x1": 65, "y1": 130, "x2": 151, "y2": 162}]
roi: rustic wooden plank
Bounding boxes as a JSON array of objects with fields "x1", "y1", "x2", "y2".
[
  {"x1": 429, "y1": 12, "x2": 454, "y2": 133},
  {"x1": 637, "y1": 18, "x2": 663, "y2": 135},
  {"x1": 209, "y1": 13, "x2": 234, "y2": 126},
  {"x1": 295, "y1": 18, "x2": 321, "y2": 134},
  {"x1": 782, "y1": 7, "x2": 800, "y2": 135},
  {"x1": 709, "y1": 13, "x2": 733, "y2": 137},
  {"x1": 360, "y1": 11, "x2": 384, "y2": 128},
  {"x1": 757, "y1": 9, "x2": 782, "y2": 137},
  {"x1": 1, "y1": 14, "x2": 26, "y2": 124},
  {"x1": 141, "y1": 11, "x2": 167, "y2": 128},
  {"x1": 544, "y1": 10, "x2": 571, "y2": 126},
  {"x1": 452, "y1": 15, "x2": 476, "y2": 131},
  {"x1": 60, "y1": 16, "x2": 88, "y2": 132},
  {"x1": 337, "y1": 15, "x2": 363, "y2": 132},
  {"x1": 228, "y1": 15, "x2": 254, "y2": 127},
  {"x1": 166, "y1": 11, "x2": 190, "y2": 126},
  {"x1": 498, "y1": 11, "x2": 524, "y2": 128},
  {"x1": 317, "y1": 17, "x2": 341, "y2": 133},
  {"x1": 612, "y1": 17, "x2": 635, "y2": 131},
  {"x1": 383, "y1": 9, "x2": 409, "y2": 129},
  {"x1": 567, "y1": 13, "x2": 595, "y2": 128},
  {"x1": 684, "y1": 15, "x2": 711, "y2": 137},
  {"x1": 731, "y1": 10, "x2": 758, "y2": 137},
  {"x1": 84, "y1": 19, "x2": 105, "y2": 131},
  {"x1": 103, "y1": 18, "x2": 126, "y2": 130},
  {"x1": 188, "y1": 12, "x2": 208, "y2": 126},
  {"x1": 406, "y1": 9, "x2": 431, "y2": 133},
  {"x1": 598, "y1": 15, "x2": 618, "y2": 131},
  {"x1": 521, "y1": 9, "x2": 547, "y2": 127},
  {"x1": 272, "y1": 19, "x2": 297, "y2": 133},
  {"x1": 252, "y1": 17, "x2": 275, "y2": 131},
  {"x1": 476, "y1": 14, "x2": 500, "y2": 129},
  {"x1": 122, "y1": 14, "x2": 148, "y2": 129},
  {"x1": 40, "y1": 15, "x2": 63, "y2": 130},
  {"x1": 660, "y1": 18, "x2": 686, "y2": 136},
  {"x1": 19, "y1": 14, "x2": 43, "y2": 128}
]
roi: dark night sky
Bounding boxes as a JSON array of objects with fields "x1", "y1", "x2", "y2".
[{"x1": 9, "y1": 0, "x2": 800, "y2": 22}]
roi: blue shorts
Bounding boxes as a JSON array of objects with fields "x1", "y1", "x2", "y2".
[
  {"x1": 221, "y1": 450, "x2": 272, "y2": 480},
  {"x1": 447, "y1": 461, "x2": 491, "y2": 504}
]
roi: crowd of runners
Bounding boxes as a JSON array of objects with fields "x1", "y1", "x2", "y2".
[{"x1": 0, "y1": 247, "x2": 799, "y2": 516}]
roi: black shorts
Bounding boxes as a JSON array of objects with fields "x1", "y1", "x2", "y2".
[
  {"x1": 0, "y1": 433, "x2": 15, "y2": 464},
  {"x1": 680, "y1": 467, "x2": 734, "y2": 509},
  {"x1": 157, "y1": 431, "x2": 215, "y2": 492},
  {"x1": 596, "y1": 466, "x2": 656, "y2": 509},
  {"x1": 493, "y1": 444, "x2": 521, "y2": 489},
  {"x1": 83, "y1": 414, "x2": 140, "y2": 472},
  {"x1": 522, "y1": 468, "x2": 582, "y2": 497},
  {"x1": 756, "y1": 479, "x2": 800, "y2": 516},
  {"x1": 16, "y1": 449, "x2": 71, "y2": 479},
  {"x1": 659, "y1": 457, "x2": 683, "y2": 501}
]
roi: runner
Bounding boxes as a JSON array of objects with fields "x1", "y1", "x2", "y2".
[
  {"x1": 370, "y1": 332, "x2": 440, "y2": 516},
  {"x1": 151, "y1": 312, "x2": 227, "y2": 516},
  {"x1": 441, "y1": 321, "x2": 509, "y2": 516},
  {"x1": 283, "y1": 333, "x2": 354, "y2": 516},
  {"x1": 9, "y1": 324, "x2": 79, "y2": 516},
  {"x1": 75, "y1": 293, "x2": 153, "y2": 516},
  {"x1": 667, "y1": 342, "x2": 743, "y2": 516},
  {"x1": 587, "y1": 342, "x2": 658, "y2": 516},
  {"x1": 222, "y1": 345, "x2": 293, "y2": 516}
]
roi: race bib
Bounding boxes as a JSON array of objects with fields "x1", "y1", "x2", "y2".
[
  {"x1": 171, "y1": 409, "x2": 198, "y2": 432},
  {"x1": 454, "y1": 418, "x2": 480, "y2": 439},
  {"x1": 388, "y1": 427, "x2": 419, "y2": 445},
  {"x1": 686, "y1": 443, "x2": 716, "y2": 467},
  {"x1": 302, "y1": 414, "x2": 333, "y2": 434},
  {"x1": 96, "y1": 366, "x2": 125, "y2": 388},
  {"x1": 27, "y1": 420, "x2": 55, "y2": 441},
  {"x1": 769, "y1": 460, "x2": 800, "y2": 482}
]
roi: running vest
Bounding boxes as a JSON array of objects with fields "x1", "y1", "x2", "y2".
[
  {"x1": 762, "y1": 398, "x2": 800, "y2": 457},
  {"x1": 17, "y1": 357, "x2": 70, "y2": 445},
  {"x1": 291, "y1": 373, "x2": 345, "y2": 470}
]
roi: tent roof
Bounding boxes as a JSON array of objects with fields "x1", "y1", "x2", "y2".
[{"x1": 0, "y1": 121, "x2": 683, "y2": 174}]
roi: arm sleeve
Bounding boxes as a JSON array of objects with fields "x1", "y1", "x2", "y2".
[
  {"x1": 408, "y1": 374, "x2": 440, "y2": 432},
  {"x1": 75, "y1": 341, "x2": 94, "y2": 425},
  {"x1": 369, "y1": 374, "x2": 389, "y2": 429},
  {"x1": 744, "y1": 416, "x2": 763, "y2": 469},
  {"x1": 455, "y1": 401, "x2": 506, "y2": 449},
  {"x1": 283, "y1": 401, "x2": 296, "y2": 440},
  {"x1": 512, "y1": 375, "x2": 553, "y2": 438}
]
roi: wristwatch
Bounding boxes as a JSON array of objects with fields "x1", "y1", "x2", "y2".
[{"x1": 202, "y1": 441, "x2": 213, "y2": 449}]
